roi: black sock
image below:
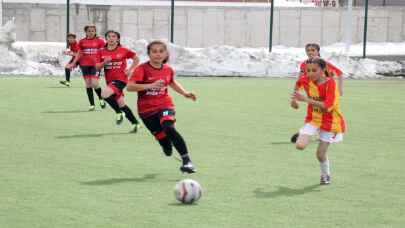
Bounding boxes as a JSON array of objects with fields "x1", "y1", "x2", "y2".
[
  {"x1": 94, "y1": 87, "x2": 102, "y2": 100},
  {"x1": 86, "y1": 88, "x2": 95, "y2": 106},
  {"x1": 158, "y1": 137, "x2": 173, "y2": 156},
  {"x1": 120, "y1": 105, "x2": 139, "y2": 124},
  {"x1": 65, "y1": 68, "x2": 71, "y2": 82},
  {"x1": 104, "y1": 95, "x2": 121, "y2": 113},
  {"x1": 162, "y1": 121, "x2": 191, "y2": 164}
]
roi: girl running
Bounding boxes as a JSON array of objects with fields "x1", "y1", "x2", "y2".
[
  {"x1": 291, "y1": 58, "x2": 346, "y2": 185},
  {"x1": 96, "y1": 30, "x2": 141, "y2": 132},
  {"x1": 60, "y1": 33, "x2": 79, "y2": 87},
  {"x1": 291, "y1": 43, "x2": 344, "y2": 143},
  {"x1": 127, "y1": 40, "x2": 197, "y2": 173},
  {"x1": 67, "y1": 25, "x2": 106, "y2": 111}
]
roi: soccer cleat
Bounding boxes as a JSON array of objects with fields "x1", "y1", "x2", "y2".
[
  {"x1": 180, "y1": 162, "x2": 196, "y2": 174},
  {"x1": 130, "y1": 123, "x2": 141, "y2": 133},
  {"x1": 59, "y1": 80, "x2": 71, "y2": 87},
  {"x1": 99, "y1": 100, "x2": 106, "y2": 109},
  {"x1": 320, "y1": 175, "x2": 331, "y2": 185},
  {"x1": 88, "y1": 105, "x2": 95, "y2": 111},
  {"x1": 290, "y1": 133, "x2": 299, "y2": 143},
  {"x1": 116, "y1": 113, "x2": 124, "y2": 125}
]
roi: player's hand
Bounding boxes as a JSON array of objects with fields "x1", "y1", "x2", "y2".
[
  {"x1": 149, "y1": 80, "x2": 165, "y2": 90},
  {"x1": 290, "y1": 99, "x2": 299, "y2": 109},
  {"x1": 103, "y1": 56, "x2": 112, "y2": 64},
  {"x1": 65, "y1": 63, "x2": 75, "y2": 70},
  {"x1": 292, "y1": 91, "x2": 307, "y2": 102},
  {"x1": 184, "y1": 92, "x2": 197, "y2": 101}
]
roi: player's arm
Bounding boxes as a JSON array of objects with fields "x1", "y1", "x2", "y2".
[
  {"x1": 66, "y1": 51, "x2": 81, "y2": 69},
  {"x1": 337, "y1": 76, "x2": 343, "y2": 96},
  {"x1": 127, "y1": 80, "x2": 165, "y2": 92},
  {"x1": 95, "y1": 56, "x2": 111, "y2": 70},
  {"x1": 126, "y1": 55, "x2": 140, "y2": 76},
  {"x1": 169, "y1": 80, "x2": 197, "y2": 101},
  {"x1": 292, "y1": 91, "x2": 326, "y2": 111}
]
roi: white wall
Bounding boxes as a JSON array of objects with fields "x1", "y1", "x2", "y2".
[{"x1": 3, "y1": 3, "x2": 405, "y2": 47}]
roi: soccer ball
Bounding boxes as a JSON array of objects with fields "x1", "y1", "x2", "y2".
[{"x1": 174, "y1": 179, "x2": 202, "y2": 204}]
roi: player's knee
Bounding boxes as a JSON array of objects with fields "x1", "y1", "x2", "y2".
[
  {"x1": 162, "y1": 121, "x2": 175, "y2": 134},
  {"x1": 295, "y1": 142, "x2": 306, "y2": 150}
]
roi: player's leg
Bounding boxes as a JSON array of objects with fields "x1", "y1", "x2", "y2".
[
  {"x1": 101, "y1": 85, "x2": 123, "y2": 124},
  {"x1": 316, "y1": 140, "x2": 330, "y2": 185},
  {"x1": 141, "y1": 114, "x2": 173, "y2": 156},
  {"x1": 295, "y1": 123, "x2": 317, "y2": 150},
  {"x1": 60, "y1": 58, "x2": 73, "y2": 87},
  {"x1": 159, "y1": 111, "x2": 195, "y2": 173},
  {"x1": 317, "y1": 131, "x2": 343, "y2": 185},
  {"x1": 89, "y1": 69, "x2": 105, "y2": 109},
  {"x1": 116, "y1": 96, "x2": 140, "y2": 132}
]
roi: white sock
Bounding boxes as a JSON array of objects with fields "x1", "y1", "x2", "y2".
[{"x1": 320, "y1": 159, "x2": 330, "y2": 176}]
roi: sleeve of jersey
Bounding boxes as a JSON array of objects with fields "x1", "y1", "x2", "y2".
[
  {"x1": 169, "y1": 67, "x2": 175, "y2": 83},
  {"x1": 129, "y1": 66, "x2": 144, "y2": 83},
  {"x1": 126, "y1": 49, "x2": 136, "y2": 59},
  {"x1": 294, "y1": 77, "x2": 304, "y2": 91},
  {"x1": 327, "y1": 62, "x2": 343, "y2": 77},
  {"x1": 299, "y1": 62, "x2": 306, "y2": 75},
  {"x1": 99, "y1": 39, "x2": 106, "y2": 48},
  {"x1": 324, "y1": 80, "x2": 338, "y2": 112}
]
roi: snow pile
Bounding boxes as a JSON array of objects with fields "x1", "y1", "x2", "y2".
[
  {"x1": 0, "y1": 20, "x2": 65, "y2": 75},
  {"x1": 0, "y1": 22, "x2": 404, "y2": 78}
]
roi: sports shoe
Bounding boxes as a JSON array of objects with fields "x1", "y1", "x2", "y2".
[
  {"x1": 88, "y1": 105, "x2": 95, "y2": 111},
  {"x1": 59, "y1": 80, "x2": 71, "y2": 87},
  {"x1": 130, "y1": 123, "x2": 141, "y2": 133},
  {"x1": 320, "y1": 174, "x2": 331, "y2": 185},
  {"x1": 290, "y1": 133, "x2": 299, "y2": 143},
  {"x1": 99, "y1": 100, "x2": 106, "y2": 109},
  {"x1": 116, "y1": 113, "x2": 124, "y2": 125},
  {"x1": 180, "y1": 162, "x2": 196, "y2": 174}
]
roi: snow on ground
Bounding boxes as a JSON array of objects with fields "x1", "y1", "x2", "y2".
[{"x1": 0, "y1": 21, "x2": 404, "y2": 78}]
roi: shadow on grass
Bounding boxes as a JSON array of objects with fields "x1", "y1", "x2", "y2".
[
  {"x1": 80, "y1": 173, "x2": 159, "y2": 186},
  {"x1": 253, "y1": 184, "x2": 320, "y2": 198},
  {"x1": 270, "y1": 141, "x2": 292, "y2": 145},
  {"x1": 168, "y1": 202, "x2": 200, "y2": 207},
  {"x1": 42, "y1": 110, "x2": 100, "y2": 114},
  {"x1": 56, "y1": 132, "x2": 130, "y2": 139}
]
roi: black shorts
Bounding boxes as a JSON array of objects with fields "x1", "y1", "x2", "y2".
[
  {"x1": 141, "y1": 109, "x2": 176, "y2": 140},
  {"x1": 79, "y1": 65, "x2": 99, "y2": 78}
]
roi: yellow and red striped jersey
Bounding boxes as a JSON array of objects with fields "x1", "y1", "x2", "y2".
[{"x1": 295, "y1": 75, "x2": 346, "y2": 133}]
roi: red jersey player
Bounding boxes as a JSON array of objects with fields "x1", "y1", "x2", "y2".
[
  {"x1": 291, "y1": 58, "x2": 346, "y2": 185},
  {"x1": 127, "y1": 40, "x2": 197, "y2": 173},
  {"x1": 67, "y1": 25, "x2": 106, "y2": 111},
  {"x1": 60, "y1": 33, "x2": 79, "y2": 87},
  {"x1": 96, "y1": 30, "x2": 140, "y2": 132}
]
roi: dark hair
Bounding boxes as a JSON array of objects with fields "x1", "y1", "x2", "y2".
[
  {"x1": 305, "y1": 43, "x2": 320, "y2": 54},
  {"x1": 67, "y1": 33, "x2": 76, "y2": 39},
  {"x1": 306, "y1": 58, "x2": 329, "y2": 77},
  {"x1": 84, "y1": 25, "x2": 97, "y2": 38},
  {"x1": 147, "y1": 40, "x2": 169, "y2": 64},
  {"x1": 104, "y1": 30, "x2": 121, "y2": 47}
]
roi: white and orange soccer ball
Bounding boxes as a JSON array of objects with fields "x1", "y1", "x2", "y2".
[{"x1": 174, "y1": 179, "x2": 202, "y2": 204}]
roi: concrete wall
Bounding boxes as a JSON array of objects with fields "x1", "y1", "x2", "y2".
[{"x1": 3, "y1": 3, "x2": 405, "y2": 47}]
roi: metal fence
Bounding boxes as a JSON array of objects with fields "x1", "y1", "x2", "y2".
[{"x1": 2, "y1": 0, "x2": 405, "y2": 58}]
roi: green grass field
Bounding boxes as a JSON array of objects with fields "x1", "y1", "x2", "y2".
[{"x1": 1, "y1": 76, "x2": 404, "y2": 228}]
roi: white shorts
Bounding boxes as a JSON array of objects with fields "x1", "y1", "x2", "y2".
[{"x1": 299, "y1": 123, "x2": 343, "y2": 143}]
